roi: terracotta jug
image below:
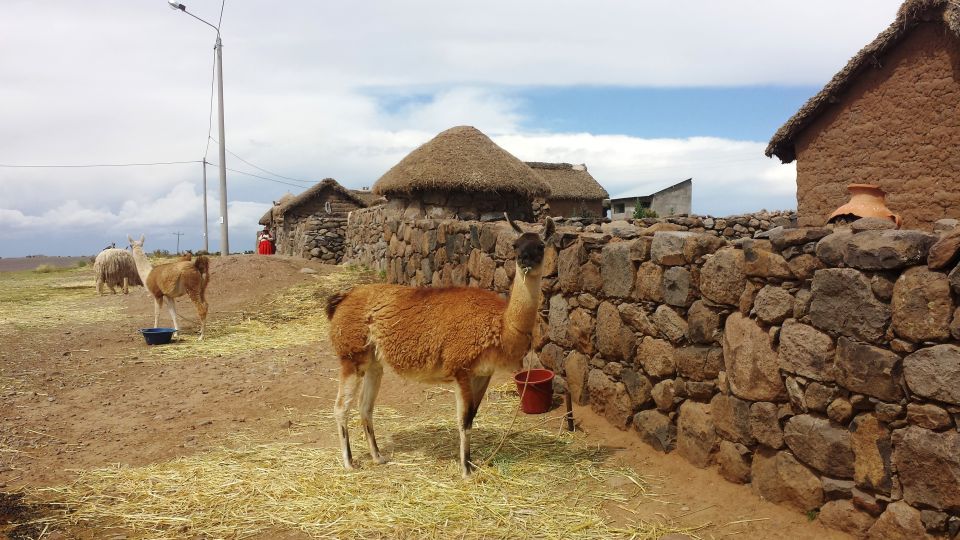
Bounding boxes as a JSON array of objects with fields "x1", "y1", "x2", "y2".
[{"x1": 827, "y1": 183, "x2": 902, "y2": 228}]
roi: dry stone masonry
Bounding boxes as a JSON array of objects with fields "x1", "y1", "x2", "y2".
[{"x1": 343, "y1": 210, "x2": 960, "y2": 539}]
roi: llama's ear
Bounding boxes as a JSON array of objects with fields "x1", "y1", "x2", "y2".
[
  {"x1": 542, "y1": 217, "x2": 556, "y2": 242},
  {"x1": 504, "y1": 212, "x2": 524, "y2": 234},
  {"x1": 127, "y1": 234, "x2": 134, "y2": 245},
  {"x1": 139, "y1": 234, "x2": 145, "y2": 245}
]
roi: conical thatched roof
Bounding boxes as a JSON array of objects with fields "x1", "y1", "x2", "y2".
[
  {"x1": 766, "y1": 0, "x2": 960, "y2": 163},
  {"x1": 373, "y1": 126, "x2": 551, "y2": 198},
  {"x1": 525, "y1": 162, "x2": 609, "y2": 200},
  {"x1": 281, "y1": 178, "x2": 368, "y2": 215}
]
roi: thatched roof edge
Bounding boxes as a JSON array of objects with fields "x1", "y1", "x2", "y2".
[{"x1": 524, "y1": 162, "x2": 609, "y2": 200}]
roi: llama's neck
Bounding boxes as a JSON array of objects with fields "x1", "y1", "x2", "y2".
[
  {"x1": 131, "y1": 248, "x2": 153, "y2": 285},
  {"x1": 502, "y1": 262, "x2": 542, "y2": 357}
]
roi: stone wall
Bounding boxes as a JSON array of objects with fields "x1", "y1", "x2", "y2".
[
  {"x1": 276, "y1": 215, "x2": 348, "y2": 263},
  {"x1": 343, "y1": 211, "x2": 960, "y2": 538}
]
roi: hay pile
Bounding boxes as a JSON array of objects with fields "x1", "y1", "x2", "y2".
[{"x1": 30, "y1": 390, "x2": 698, "y2": 539}]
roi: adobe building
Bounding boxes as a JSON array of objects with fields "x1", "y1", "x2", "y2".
[
  {"x1": 608, "y1": 178, "x2": 692, "y2": 220},
  {"x1": 372, "y1": 126, "x2": 550, "y2": 221},
  {"x1": 766, "y1": 0, "x2": 960, "y2": 229},
  {"x1": 525, "y1": 162, "x2": 609, "y2": 219}
]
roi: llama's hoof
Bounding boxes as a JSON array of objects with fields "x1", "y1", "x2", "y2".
[
  {"x1": 372, "y1": 455, "x2": 388, "y2": 465},
  {"x1": 342, "y1": 461, "x2": 356, "y2": 471}
]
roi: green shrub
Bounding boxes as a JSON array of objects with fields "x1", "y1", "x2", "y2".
[
  {"x1": 34, "y1": 264, "x2": 57, "y2": 273},
  {"x1": 75, "y1": 260, "x2": 88, "y2": 268},
  {"x1": 632, "y1": 204, "x2": 659, "y2": 219}
]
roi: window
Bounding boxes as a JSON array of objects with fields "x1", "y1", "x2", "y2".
[
  {"x1": 613, "y1": 203, "x2": 625, "y2": 214},
  {"x1": 324, "y1": 201, "x2": 332, "y2": 214}
]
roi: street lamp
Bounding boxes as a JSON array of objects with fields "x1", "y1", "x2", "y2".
[{"x1": 168, "y1": 0, "x2": 229, "y2": 256}]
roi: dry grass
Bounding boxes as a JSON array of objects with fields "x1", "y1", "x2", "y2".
[
  {"x1": 0, "y1": 267, "x2": 123, "y2": 331},
  {"x1": 26, "y1": 390, "x2": 700, "y2": 539},
  {"x1": 149, "y1": 266, "x2": 377, "y2": 361}
]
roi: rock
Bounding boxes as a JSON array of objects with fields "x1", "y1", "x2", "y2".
[
  {"x1": 681, "y1": 380, "x2": 716, "y2": 402},
  {"x1": 566, "y1": 308, "x2": 595, "y2": 356},
  {"x1": 711, "y1": 394, "x2": 754, "y2": 445},
  {"x1": 751, "y1": 448, "x2": 824, "y2": 512},
  {"x1": 844, "y1": 230, "x2": 937, "y2": 271},
  {"x1": 809, "y1": 268, "x2": 891, "y2": 343},
  {"x1": 891, "y1": 267, "x2": 952, "y2": 342},
  {"x1": 952, "y1": 307, "x2": 960, "y2": 341},
  {"x1": 852, "y1": 487, "x2": 884, "y2": 517},
  {"x1": 920, "y1": 509, "x2": 949, "y2": 534},
  {"x1": 744, "y1": 242, "x2": 793, "y2": 279},
  {"x1": 827, "y1": 398, "x2": 854, "y2": 425},
  {"x1": 906, "y1": 403, "x2": 952, "y2": 430},
  {"x1": 587, "y1": 369, "x2": 634, "y2": 429},
  {"x1": 717, "y1": 440, "x2": 752, "y2": 483},
  {"x1": 577, "y1": 293, "x2": 599, "y2": 310},
  {"x1": 778, "y1": 320, "x2": 835, "y2": 382},
  {"x1": 676, "y1": 346, "x2": 722, "y2": 381},
  {"x1": 793, "y1": 288, "x2": 813, "y2": 320},
  {"x1": 818, "y1": 499, "x2": 877, "y2": 538},
  {"x1": 651, "y1": 305, "x2": 687, "y2": 344},
  {"x1": 539, "y1": 343, "x2": 565, "y2": 371},
  {"x1": 753, "y1": 286, "x2": 794, "y2": 325},
  {"x1": 596, "y1": 302, "x2": 634, "y2": 362},
  {"x1": 873, "y1": 402, "x2": 904, "y2": 423},
  {"x1": 630, "y1": 236, "x2": 652, "y2": 261},
  {"x1": 822, "y1": 477, "x2": 856, "y2": 500},
  {"x1": 769, "y1": 227, "x2": 832, "y2": 250},
  {"x1": 903, "y1": 345, "x2": 960, "y2": 406},
  {"x1": 739, "y1": 280, "x2": 762, "y2": 315},
  {"x1": 637, "y1": 337, "x2": 676, "y2": 378},
  {"x1": 851, "y1": 217, "x2": 897, "y2": 232},
  {"x1": 869, "y1": 272, "x2": 896, "y2": 302},
  {"x1": 816, "y1": 229, "x2": 854, "y2": 267},
  {"x1": 601, "y1": 242, "x2": 634, "y2": 297},
  {"x1": 621, "y1": 368, "x2": 653, "y2": 408},
  {"x1": 804, "y1": 382, "x2": 839, "y2": 413},
  {"x1": 851, "y1": 414, "x2": 892, "y2": 494},
  {"x1": 687, "y1": 300, "x2": 721, "y2": 344},
  {"x1": 557, "y1": 242, "x2": 586, "y2": 293},
  {"x1": 700, "y1": 248, "x2": 746, "y2": 306},
  {"x1": 787, "y1": 254, "x2": 824, "y2": 281},
  {"x1": 633, "y1": 410, "x2": 677, "y2": 452},
  {"x1": 892, "y1": 426, "x2": 960, "y2": 511},
  {"x1": 750, "y1": 402, "x2": 784, "y2": 449},
  {"x1": 565, "y1": 351, "x2": 590, "y2": 405},
  {"x1": 784, "y1": 414, "x2": 855, "y2": 478},
  {"x1": 934, "y1": 218, "x2": 960, "y2": 233},
  {"x1": 652, "y1": 379, "x2": 678, "y2": 412},
  {"x1": 618, "y1": 303, "x2": 659, "y2": 337},
  {"x1": 785, "y1": 376, "x2": 806, "y2": 413},
  {"x1": 633, "y1": 262, "x2": 664, "y2": 303},
  {"x1": 639, "y1": 222, "x2": 685, "y2": 236},
  {"x1": 547, "y1": 294, "x2": 570, "y2": 347},
  {"x1": 950, "y1": 263, "x2": 960, "y2": 295},
  {"x1": 866, "y1": 501, "x2": 928, "y2": 540},
  {"x1": 722, "y1": 313, "x2": 785, "y2": 401},
  {"x1": 580, "y1": 262, "x2": 602, "y2": 293},
  {"x1": 834, "y1": 337, "x2": 903, "y2": 402},
  {"x1": 927, "y1": 228, "x2": 960, "y2": 269},
  {"x1": 682, "y1": 233, "x2": 727, "y2": 262},
  {"x1": 650, "y1": 232, "x2": 691, "y2": 266},
  {"x1": 662, "y1": 266, "x2": 696, "y2": 307},
  {"x1": 677, "y1": 401, "x2": 718, "y2": 468}
]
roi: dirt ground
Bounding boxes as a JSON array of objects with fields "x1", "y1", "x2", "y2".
[{"x1": 0, "y1": 255, "x2": 849, "y2": 539}]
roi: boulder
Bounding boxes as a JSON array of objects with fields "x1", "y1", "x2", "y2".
[
  {"x1": 892, "y1": 426, "x2": 960, "y2": 511},
  {"x1": 700, "y1": 248, "x2": 746, "y2": 306},
  {"x1": 650, "y1": 232, "x2": 690, "y2": 266},
  {"x1": 834, "y1": 337, "x2": 903, "y2": 402},
  {"x1": 710, "y1": 394, "x2": 754, "y2": 445},
  {"x1": 637, "y1": 337, "x2": 676, "y2": 378},
  {"x1": 662, "y1": 266, "x2": 696, "y2": 307},
  {"x1": 743, "y1": 243, "x2": 793, "y2": 279},
  {"x1": 633, "y1": 410, "x2": 676, "y2": 453},
  {"x1": 676, "y1": 346, "x2": 722, "y2": 381},
  {"x1": 677, "y1": 401, "x2": 718, "y2": 468},
  {"x1": 827, "y1": 397, "x2": 854, "y2": 425},
  {"x1": 866, "y1": 501, "x2": 928, "y2": 540},
  {"x1": 850, "y1": 414, "x2": 892, "y2": 494},
  {"x1": 927, "y1": 227, "x2": 960, "y2": 269},
  {"x1": 803, "y1": 382, "x2": 839, "y2": 413},
  {"x1": 891, "y1": 267, "x2": 952, "y2": 342},
  {"x1": 633, "y1": 262, "x2": 665, "y2": 303},
  {"x1": 717, "y1": 440, "x2": 752, "y2": 484},
  {"x1": 787, "y1": 254, "x2": 824, "y2": 281},
  {"x1": 753, "y1": 286, "x2": 793, "y2": 325},
  {"x1": 682, "y1": 233, "x2": 727, "y2": 262},
  {"x1": 818, "y1": 499, "x2": 877, "y2": 538},
  {"x1": 843, "y1": 230, "x2": 937, "y2": 271},
  {"x1": 557, "y1": 242, "x2": 586, "y2": 293},
  {"x1": 905, "y1": 403, "x2": 952, "y2": 430},
  {"x1": 651, "y1": 379, "x2": 678, "y2": 412},
  {"x1": 783, "y1": 414, "x2": 855, "y2": 478},
  {"x1": 903, "y1": 345, "x2": 960, "y2": 405},
  {"x1": 687, "y1": 300, "x2": 721, "y2": 344},
  {"x1": 851, "y1": 217, "x2": 897, "y2": 232},
  {"x1": 651, "y1": 305, "x2": 687, "y2": 344},
  {"x1": 618, "y1": 303, "x2": 660, "y2": 337},
  {"x1": 539, "y1": 343, "x2": 565, "y2": 372},
  {"x1": 587, "y1": 369, "x2": 634, "y2": 429},
  {"x1": 580, "y1": 262, "x2": 602, "y2": 293},
  {"x1": 751, "y1": 449, "x2": 824, "y2": 512},
  {"x1": 596, "y1": 302, "x2": 634, "y2": 362},
  {"x1": 769, "y1": 227, "x2": 832, "y2": 250},
  {"x1": 566, "y1": 308, "x2": 596, "y2": 355},
  {"x1": 778, "y1": 320, "x2": 835, "y2": 381},
  {"x1": 722, "y1": 313, "x2": 785, "y2": 402},
  {"x1": 750, "y1": 402, "x2": 784, "y2": 449},
  {"x1": 600, "y1": 242, "x2": 634, "y2": 298},
  {"x1": 809, "y1": 268, "x2": 891, "y2": 343},
  {"x1": 547, "y1": 294, "x2": 570, "y2": 347},
  {"x1": 565, "y1": 351, "x2": 590, "y2": 405},
  {"x1": 621, "y1": 368, "x2": 653, "y2": 408},
  {"x1": 816, "y1": 229, "x2": 854, "y2": 267}
]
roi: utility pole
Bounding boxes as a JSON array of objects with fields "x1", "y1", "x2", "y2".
[
  {"x1": 201, "y1": 160, "x2": 209, "y2": 252},
  {"x1": 172, "y1": 232, "x2": 184, "y2": 254}
]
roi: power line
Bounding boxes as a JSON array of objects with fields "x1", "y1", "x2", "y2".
[
  {"x1": 0, "y1": 160, "x2": 201, "y2": 169},
  {"x1": 206, "y1": 162, "x2": 312, "y2": 188},
  {"x1": 209, "y1": 136, "x2": 318, "y2": 185},
  {"x1": 217, "y1": 0, "x2": 226, "y2": 30}
]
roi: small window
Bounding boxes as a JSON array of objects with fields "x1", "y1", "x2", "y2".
[
  {"x1": 324, "y1": 201, "x2": 332, "y2": 214},
  {"x1": 614, "y1": 203, "x2": 625, "y2": 214}
]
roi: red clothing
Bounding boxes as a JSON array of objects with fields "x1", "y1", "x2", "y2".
[{"x1": 257, "y1": 235, "x2": 275, "y2": 255}]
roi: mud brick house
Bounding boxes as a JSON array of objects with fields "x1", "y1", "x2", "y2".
[
  {"x1": 258, "y1": 178, "x2": 380, "y2": 262},
  {"x1": 525, "y1": 162, "x2": 609, "y2": 219},
  {"x1": 372, "y1": 126, "x2": 551, "y2": 222},
  {"x1": 766, "y1": 0, "x2": 960, "y2": 230}
]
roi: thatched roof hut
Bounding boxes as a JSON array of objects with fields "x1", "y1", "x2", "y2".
[
  {"x1": 525, "y1": 162, "x2": 608, "y2": 218},
  {"x1": 259, "y1": 193, "x2": 295, "y2": 226},
  {"x1": 766, "y1": 0, "x2": 960, "y2": 163},
  {"x1": 373, "y1": 126, "x2": 550, "y2": 199}
]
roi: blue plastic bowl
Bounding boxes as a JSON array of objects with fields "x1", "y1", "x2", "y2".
[{"x1": 140, "y1": 327, "x2": 177, "y2": 345}]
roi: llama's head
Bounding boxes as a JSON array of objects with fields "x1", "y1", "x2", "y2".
[
  {"x1": 127, "y1": 234, "x2": 145, "y2": 254},
  {"x1": 506, "y1": 214, "x2": 555, "y2": 276}
]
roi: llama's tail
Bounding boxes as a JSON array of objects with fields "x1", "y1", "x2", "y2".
[
  {"x1": 194, "y1": 255, "x2": 211, "y2": 299},
  {"x1": 325, "y1": 290, "x2": 351, "y2": 320}
]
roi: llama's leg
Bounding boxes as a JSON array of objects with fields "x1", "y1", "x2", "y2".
[
  {"x1": 470, "y1": 375, "x2": 492, "y2": 412},
  {"x1": 166, "y1": 297, "x2": 179, "y2": 335},
  {"x1": 187, "y1": 289, "x2": 208, "y2": 341},
  {"x1": 108, "y1": 283, "x2": 117, "y2": 294},
  {"x1": 122, "y1": 277, "x2": 129, "y2": 295},
  {"x1": 358, "y1": 357, "x2": 386, "y2": 464},
  {"x1": 96, "y1": 278, "x2": 104, "y2": 296},
  {"x1": 455, "y1": 373, "x2": 478, "y2": 477},
  {"x1": 153, "y1": 296, "x2": 163, "y2": 328},
  {"x1": 334, "y1": 361, "x2": 363, "y2": 470}
]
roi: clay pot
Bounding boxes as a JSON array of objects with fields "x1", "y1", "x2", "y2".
[{"x1": 827, "y1": 183, "x2": 902, "y2": 228}]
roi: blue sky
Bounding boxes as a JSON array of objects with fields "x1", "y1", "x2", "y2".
[{"x1": 0, "y1": 0, "x2": 905, "y2": 257}]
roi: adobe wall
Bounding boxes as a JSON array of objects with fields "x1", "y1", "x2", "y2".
[
  {"x1": 343, "y1": 211, "x2": 960, "y2": 538},
  {"x1": 795, "y1": 23, "x2": 960, "y2": 230},
  {"x1": 542, "y1": 198, "x2": 605, "y2": 219}
]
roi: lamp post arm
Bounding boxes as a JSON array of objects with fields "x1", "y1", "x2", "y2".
[{"x1": 182, "y1": 10, "x2": 219, "y2": 34}]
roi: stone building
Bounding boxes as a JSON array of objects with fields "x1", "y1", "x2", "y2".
[
  {"x1": 608, "y1": 179, "x2": 692, "y2": 219},
  {"x1": 525, "y1": 162, "x2": 609, "y2": 219},
  {"x1": 766, "y1": 0, "x2": 960, "y2": 230},
  {"x1": 258, "y1": 178, "x2": 380, "y2": 263},
  {"x1": 372, "y1": 125, "x2": 551, "y2": 221}
]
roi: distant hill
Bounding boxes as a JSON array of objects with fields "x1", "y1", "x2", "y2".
[{"x1": 0, "y1": 255, "x2": 93, "y2": 272}]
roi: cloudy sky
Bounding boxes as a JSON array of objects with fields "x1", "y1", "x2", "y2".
[{"x1": 0, "y1": 0, "x2": 904, "y2": 256}]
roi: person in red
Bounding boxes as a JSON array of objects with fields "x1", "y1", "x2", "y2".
[{"x1": 257, "y1": 228, "x2": 275, "y2": 255}]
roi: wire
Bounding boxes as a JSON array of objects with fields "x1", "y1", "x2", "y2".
[
  {"x1": 209, "y1": 136, "x2": 318, "y2": 185},
  {"x1": 0, "y1": 160, "x2": 201, "y2": 168},
  {"x1": 206, "y1": 162, "x2": 312, "y2": 188},
  {"x1": 203, "y1": 47, "x2": 216, "y2": 161},
  {"x1": 217, "y1": 0, "x2": 226, "y2": 30}
]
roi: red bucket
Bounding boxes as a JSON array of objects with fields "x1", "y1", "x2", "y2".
[{"x1": 514, "y1": 369, "x2": 555, "y2": 414}]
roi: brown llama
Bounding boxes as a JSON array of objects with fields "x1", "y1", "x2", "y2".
[
  {"x1": 326, "y1": 215, "x2": 554, "y2": 477},
  {"x1": 127, "y1": 235, "x2": 210, "y2": 340}
]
